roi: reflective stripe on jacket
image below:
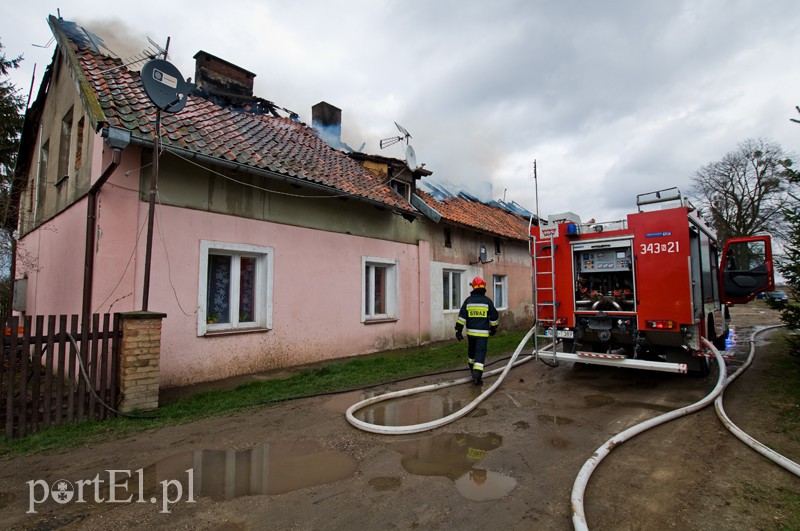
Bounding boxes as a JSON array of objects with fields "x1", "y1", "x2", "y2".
[{"x1": 456, "y1": 290, "x2": 499, "y2": 337}]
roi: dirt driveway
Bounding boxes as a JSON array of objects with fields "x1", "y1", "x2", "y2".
[{"x1": 0, "y1": 305, "x2": 797, "y2": 530}]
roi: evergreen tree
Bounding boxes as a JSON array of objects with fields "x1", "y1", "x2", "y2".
[
  {"x1": 775, "y1": 133, "x2": 800, "y2": 353},
  {"x1": 0, "y1": 39, "x2": 24, "y2": 312}
]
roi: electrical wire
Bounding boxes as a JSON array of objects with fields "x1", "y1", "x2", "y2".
[
  {"x1": 92, "y1": 209, "x2": 148, "y2": 314},
  {"x1": 66, "y1": 332, "x2": 158, "y2": 419},
  {"x1": 167, "y1": 149, "x2": 408, "y2": 201},
  {"x1": 155, "y1": 192, "x2": 195, "y2": 317}
]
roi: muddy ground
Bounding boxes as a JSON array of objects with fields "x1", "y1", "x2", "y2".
[{"x1": 0, "y1": 304, "x2": 798, "y2": 530}]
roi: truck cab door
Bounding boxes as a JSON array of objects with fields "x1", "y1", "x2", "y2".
[{"x1": 720, "y1": 235, "x2": 774, "y2": 304}]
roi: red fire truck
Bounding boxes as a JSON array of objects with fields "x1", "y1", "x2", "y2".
[{"x1": 532, "y1": 188, "x2": 774, "y2": 374}]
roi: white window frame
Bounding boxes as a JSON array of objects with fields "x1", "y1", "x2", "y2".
[
  {"x1": 443, "y1": 269, "x2": 465, "y2": 311},
  {"x1": 198, "y1": 240, "x2": 274, "y2": 336},
  {"x1": 493, "y1": 274, "x2": 508, "y2": 310},
  {"x1": 362, "y1": 256, "x2": 399, "y2": 322}
]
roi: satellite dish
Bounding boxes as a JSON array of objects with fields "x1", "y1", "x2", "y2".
[
  {"x1": 141, "y1": 59, "x2": 188, "y2": 113},
  {"x1": 405, "y1": 145, "x2": 418, "y2": 170}
]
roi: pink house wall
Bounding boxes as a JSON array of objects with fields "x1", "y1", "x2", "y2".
[{"x1": 94, "y1": 200, "x2": 431, "y2": 387}]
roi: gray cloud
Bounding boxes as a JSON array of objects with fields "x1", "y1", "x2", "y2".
[{"x1": 5, "y1": 0, "x2": 800, "y2": 222}]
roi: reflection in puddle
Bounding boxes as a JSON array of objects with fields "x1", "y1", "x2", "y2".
[
  {"x1": 144, "y1": 441, "x2": 357, "y2": 500},
  {"x1": 504, "y1": 391, "x2": 540, "y2": 408},
  {"x1": 390, "y1": 432, "x2": 515, "y2": 501},
  {"x1": 454, "y1": 470, "x2": 516, "y2": 501},
  {"x1": 354, "y1": 388, "x2": 482, "y2": 426},
  {"x1": 537, "y1": 414, "x2": 575, "y2": 426}
]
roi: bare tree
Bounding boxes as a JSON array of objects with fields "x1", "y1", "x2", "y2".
[{"x1": 690, "y1": 138, "x2": 793, "y2": 244}]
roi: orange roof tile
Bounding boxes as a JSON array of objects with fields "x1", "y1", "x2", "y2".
[
  {"x1": 57, "y1": 20, "x2": 414, "y2": 214},
  {"x1": 416, "y1": 191, "x2": 531, "y2": 241}
]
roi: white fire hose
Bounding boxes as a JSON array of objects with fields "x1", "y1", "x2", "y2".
[
  {"x1": 345, "y1": 327, "x2": 537, "y2": 435},
  {"x1": 571, "y1": 325, "x2": 799, "y2": 531}
]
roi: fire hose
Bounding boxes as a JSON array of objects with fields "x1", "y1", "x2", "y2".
[
  {"x1": 345, "y1": 327, "x2": 537, "y2": 435},
  {"x1": 570, "y1": 325, "x2": 798, "y2": 531}
]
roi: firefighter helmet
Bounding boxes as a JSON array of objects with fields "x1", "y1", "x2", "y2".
[{"x1": 470, "y1": 276, "x2": 486, "y2": 289}]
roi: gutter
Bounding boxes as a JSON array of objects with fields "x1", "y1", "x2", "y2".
[{"x1": 82, "y1": 127, "x2": 131, "y2": 318}]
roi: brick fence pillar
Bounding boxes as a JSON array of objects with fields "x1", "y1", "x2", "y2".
[{"x1": 118, "y1": 311, "x2": 166, "y2": 413}]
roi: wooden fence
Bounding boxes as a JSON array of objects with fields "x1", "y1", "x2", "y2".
[{"x1": 0, "y1": 314, "x2": 121, "y2": 439}]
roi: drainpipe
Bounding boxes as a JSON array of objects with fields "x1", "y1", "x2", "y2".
[{"x1": 82, "y1": 127, "x2": 131, "y2": 318}]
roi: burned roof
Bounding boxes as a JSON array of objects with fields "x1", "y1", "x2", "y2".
[
  {"x1": 47, "y1": 16, "x2": 416, "y2": 215},
  {"x1": 415, "y1": 191, "x2": 531, "y2": 241}
]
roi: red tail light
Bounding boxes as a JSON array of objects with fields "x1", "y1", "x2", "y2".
[{"x1": 646, "y1": 320, "x2": 675, "y2": 329}]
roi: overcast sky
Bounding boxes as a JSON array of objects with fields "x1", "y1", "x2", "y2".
[{"x1": 3, "y1": 1, "x2": 800, "y2": 222}]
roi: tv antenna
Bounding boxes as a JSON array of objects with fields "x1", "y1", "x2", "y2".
[
  {"x1": 380, "y1": 121, "x2": 412, "y2": 149},
  {"x1": 380, "y1": 122, "x2": 421, "y2": 171}
]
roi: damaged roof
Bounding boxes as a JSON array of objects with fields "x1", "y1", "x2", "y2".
[
  {"x1": 416, "y1": 191, "x2": 531, "y2": 241},
  {"x1": 46, "y1": 16, "x2": 416, "y2": 215}
]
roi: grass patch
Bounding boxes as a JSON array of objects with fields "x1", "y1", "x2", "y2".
[
  {"x1": 0, "y1": 330, "x2": 531, "y2": 459},
  {"x1": 763, "y1": 332, "x2": 800, "y2": 439}
]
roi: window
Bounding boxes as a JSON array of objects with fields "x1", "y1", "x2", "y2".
[
  {"x1": 198, "y1": 241, "x2": 273, "y2": 335},
  {"x1": 362, "y1": 256, "x2": 398, "y2": 321},
  {"x1": 443, "y1": 270, "x2": 462, "y2": 310},
  {"x1": 444, "y1": 228, "x2": 452, "y2": 248},
  {"x1": 391, "y1": 180, "x2": 410, "y2": 201},
  {"x1": 75, "y1": 117, "x2": 84, "y2": 171},
  {"x1": 493, "y1": 275, "x2": 508, "y2": 309},
  {"x1": 58, "y1": 107, "x2": 73, "y2": 181},
  {"x1": 495, "y1": 237, "x2": 502, "y2": 255},
  {"x1": 35, "y1": 141, "x2": 49, "y2": 223}
]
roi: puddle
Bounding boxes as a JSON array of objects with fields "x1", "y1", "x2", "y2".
[
  {"x1": 143, "y1": 441, "x2": 357, "y2": 500},
  {"x1": 547, "y1": 436, "x2": 571, "y2": 449},
  {"x1": 583, "y1": 395, "x2": 616, "y2": 408},
  {"x1": 353, "y1": 388, "x2": 482, "y2": 426},
  {"x1": 390, "y1": 432, "x2": 515, "y2": 501},
  {"x1": 536, "y1": 414, "x2": 575, "y2": 426},
  {"x1": 504, "y1": 391, "x2": 540, "y2": 408},
  {"x1": 513, "y1": 420, "x2": 530, "y2": 430},
  {"x1": 470, "y1": 408, "x2": 488, "y2": 418},
  {"x1": 368, "y1": 476, "x2": 401, "y2": 491}
]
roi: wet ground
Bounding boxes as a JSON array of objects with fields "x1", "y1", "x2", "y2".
[{"x1": 0, "y1": 304, "x2": 797, "y2": 529}]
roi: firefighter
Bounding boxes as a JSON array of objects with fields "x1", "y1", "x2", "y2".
[{"x1": 455, "y1": 276, "x2": 500, "y2": 385}]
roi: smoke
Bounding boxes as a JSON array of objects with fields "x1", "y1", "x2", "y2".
[{"x1": 73, "y1": 17, "x2": 155, "y2": 71}]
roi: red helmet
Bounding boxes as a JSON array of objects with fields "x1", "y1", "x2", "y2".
[{"x1": 470, "y1": 276, "x2": 486, "y2": 289}]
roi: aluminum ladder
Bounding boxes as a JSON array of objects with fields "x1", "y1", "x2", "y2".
[{"x1": 533, "y1": 234, "x2": 559, "y2": 359}]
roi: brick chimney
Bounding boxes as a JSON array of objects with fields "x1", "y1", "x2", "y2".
[
  {"x1": 193, "y1": 50, "x2": 256, "y2": 103},
  {"x1": 312, "y1": 101, "x2": 342, "y2": 147}
]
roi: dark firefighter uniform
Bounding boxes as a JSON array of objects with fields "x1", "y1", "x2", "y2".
[{"x1": 455, "y1": 278, "x2": 499, "y2": 384}]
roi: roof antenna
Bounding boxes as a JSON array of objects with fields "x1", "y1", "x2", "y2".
[{"x1": 380, "y1": 122, "x2": 420, "y2": 171}]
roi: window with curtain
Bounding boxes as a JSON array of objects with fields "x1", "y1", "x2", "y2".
[{"x1": 199, "y1": 241, "x2": 273, "y2": 335}]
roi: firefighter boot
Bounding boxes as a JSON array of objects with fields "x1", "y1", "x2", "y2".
[{"x1": 472, "y1": 369, "x2": 483, "y2": 385}]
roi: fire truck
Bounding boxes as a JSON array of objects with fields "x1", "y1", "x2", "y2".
[{"x1": 531, "y1": 188, "x2": 774, "y2": 375}]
